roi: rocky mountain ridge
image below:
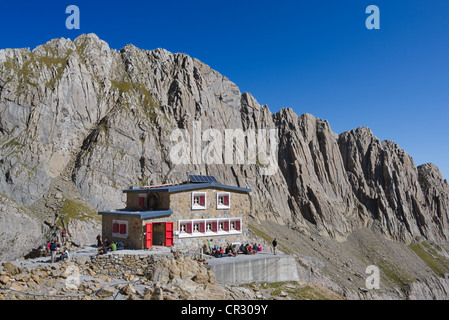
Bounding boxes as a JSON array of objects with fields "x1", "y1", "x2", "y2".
[{"x1": 1, "y1": 34, "x2": 449, "y2": 299}]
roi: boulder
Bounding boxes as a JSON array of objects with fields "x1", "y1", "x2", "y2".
[
  {"x1": 2, "y1": 262, "x2": 21, "y2": 276},
  {"x1": 0, "y1": 275, "x2": 11, "y2": 285},
  {"x1": 96, "y1": 286, "x2": 116, "y2": 299},
  {"x1": 120, "y1": 283, "x2": 136, "y2": 296}
]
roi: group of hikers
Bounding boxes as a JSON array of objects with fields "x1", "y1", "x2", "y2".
[
  {"x1": 237, "y1": 243, "x2": 262, "y2": 255},
  {"x1": 206, "y1": 238, "x2": 279, "y2": 258},
  {"x1": 206, "y1": 239, "x2": 263, "y2": 258},
  {"x1": 96, "y1": 234, "x2": 123, "y2": 255},
  {"x1": 35, "y1": 229, "x2": 70, "y2": 263},
  {"x1": 37, "y1": 239, "x2": 69, "y2": 263}
]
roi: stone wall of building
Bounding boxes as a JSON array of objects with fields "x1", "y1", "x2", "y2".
[
  {"x1": 102, "y1": 215, "x2": 144, "y2": 249},
  {"x1": 126, "y1": 193, "x2": 141, "y2": 210},
  {"x1": 126, "y1": 192, "x2": 170, "y2": 210}
]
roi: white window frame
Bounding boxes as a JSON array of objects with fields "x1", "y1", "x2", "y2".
[
  {"x1": 216, "y1": 192, "x2": 231, "y2": 210},
  {"x1": 193, "y1": 221, "x2": 201, "y2": 233},
  {"x1": 178, "y1": 218, "x2": 242, "y2": 239},
  {"x1": 192, "y1": 192, "x2": 207, "y2": 210},
  {"x1": 180, "y1": 224, "x2": 187, "y2": 233},
  {"x1": 206, "y1": 222, "x2": 213, "y2": 232},
  {"x1": 112, "y1": 220, "x2": 128, "y2": 239}
]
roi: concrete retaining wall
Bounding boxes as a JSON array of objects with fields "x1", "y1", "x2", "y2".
[{"x1": 208, "y1": 254, "x2": 299, "y2": 285}]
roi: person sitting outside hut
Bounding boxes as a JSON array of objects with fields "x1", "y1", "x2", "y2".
[
  {"x1": 253, "y1": 243, "x2": 258, "y2": 253},
  {"x1": 97, "y1": 244, "x2": 107, "y2": 255},
  {"x1": 225, "y1": 244, "x2": 235, "y2": 257},
  {"x1": 60, "y1": 247, "x2": 69, "y2": 261},
  {"x1": 212, "y1": 245, "x2": 219, "y2": 256}
]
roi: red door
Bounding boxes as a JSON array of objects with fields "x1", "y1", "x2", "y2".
[
  {"x1": 165, "y1": 222, "x2": 174, "y2": 247},
  {"x1": 145, "y1": 223, "x2": 153, "y2": 248}
]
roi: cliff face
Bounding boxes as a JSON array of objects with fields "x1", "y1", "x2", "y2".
[
  {"x1": 338, "y1": 128, "x2": 449, "y2": 243},
  {"x1": 0, "y1": 34, "x2": 448, "y2": 263}
]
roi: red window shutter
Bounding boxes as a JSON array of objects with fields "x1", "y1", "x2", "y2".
[
  {"x1": 113, "y1": 222, "x2": 119, "y2": 233},
  {"x1": 212, "y1": 221, "x2": 218, "y2": 232},
  {"x1": 200, "y1": 195, "x2": 205, "y2": 206},
  {"x1": 139, "y1": 197, "x2": 146, "y2": 207},
  {"x1": 145, "y1": 223, "x2": 153, "y2": 248},
  {"x1": 224, "y1": 221, "x2": 229, "y2": 231},
  {"x1": 120, "y1": 224, "x2": 127, "y2": 235},
  {"x1": 165, "y1": 222, "x2": 174, "y2": 247},
  {"x1": 235, "y1": 220, "x2": 241, "y2": 231},
  {"x1": 224, "y1": 195, "x2": 230, "y2": 206},
  {"x1": 199, "y1": 222, "x2": 205, "y2": 233},
  {"x1": 186, "y1": 222, "x2": 192, "y2": 234}
]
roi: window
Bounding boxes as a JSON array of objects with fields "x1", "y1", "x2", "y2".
[
  {"x1": 217, "y1": 192, "x2": 230, "y2": 209},
  {"x1": 178, "y1": 218, "x2": 242, "y2": 238},
  {"x1": 180, "y1": 222, "x2": 192, "y2": 234},
  {"x1": 193, "y1": 221, "x2": 205, "y2": 233},
  {"x1": 192, "y1": 192, "x2": 206, "y2": 210},
  {"x1": 112, "y1": 220, "x2": 128, "y2": 239},
  {"x1": 138, "y1": 194, "x2": 147, "y2": 208}
]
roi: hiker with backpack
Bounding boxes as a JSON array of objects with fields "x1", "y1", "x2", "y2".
[
  {"x1": 272, "y1": 238, "x2": 278, "y2": 255},
  {"x1": 61, "y1": 229, "x2": 67, "y2": 244},
  {"x1": 50, "y1": 240, "x2": 58, "y2": 263}
]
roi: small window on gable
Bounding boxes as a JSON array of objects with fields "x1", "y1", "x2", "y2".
[
  {"x1": 217, "y1": 192, "x2": 230, "y2": 209},
  {"x1": 138, "y1": 194, "x2": 147, "y2": 208},
  {"x1": 192, "y1": 192, "x2": 206, "y2": 210}
]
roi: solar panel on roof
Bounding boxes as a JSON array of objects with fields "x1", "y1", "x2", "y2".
[{"x1": 189, "y1": 175, "x2": 218, "y2": 183}]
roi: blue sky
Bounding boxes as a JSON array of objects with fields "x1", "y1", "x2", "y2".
[{"x1": 1, "y1": 1, "x2": 448, "y2": 179}]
